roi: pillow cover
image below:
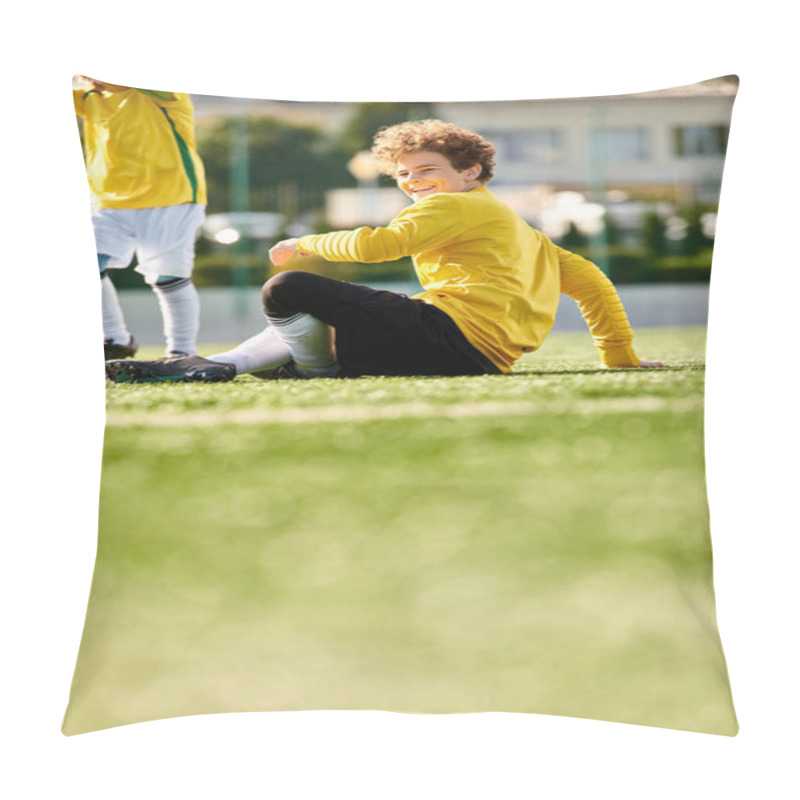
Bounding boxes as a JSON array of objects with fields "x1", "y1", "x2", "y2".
[{"x1": 63, "y1": 76, "x2": 739, "y2": 736}]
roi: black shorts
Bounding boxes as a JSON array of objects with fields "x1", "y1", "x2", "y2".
[{"x1": 262, "y1": 271, "x2": 501, "y2": 377}]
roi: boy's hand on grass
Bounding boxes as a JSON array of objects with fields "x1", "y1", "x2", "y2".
[{"x1": 637, "y1": 360, "x2": 664, "y2": 367}]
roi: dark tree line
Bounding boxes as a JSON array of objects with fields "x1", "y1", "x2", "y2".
[{"x1": 197, "y1": 102, "x2": 437, "y2": 218}]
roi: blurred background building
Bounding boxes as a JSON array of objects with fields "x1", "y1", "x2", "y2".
[
  {"x1": 85, "y1": 77, "x2": 737, "y2": 345},
  {"x1": 190, "y1": 76, "x2": 734, "y2": 218}
]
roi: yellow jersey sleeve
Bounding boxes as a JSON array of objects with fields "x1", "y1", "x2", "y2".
[
  {"x1": 557, "y1": 246, "x2": 641, "y2": 367},
  {"x1": 296, "y1": 195, "x2": 465, "y2": 263}
]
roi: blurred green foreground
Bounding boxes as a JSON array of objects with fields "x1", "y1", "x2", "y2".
[{"x1": 63, "y1": 327, "x2": 738, "y2": 736}]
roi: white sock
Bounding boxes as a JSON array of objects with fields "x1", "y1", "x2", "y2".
[
  {"x1": 266, "y1": 312, "x2": 339, "y2": 376},
  {"x1": 151, "y1": 278, "x2": 200, "y2": 356},
  {"x1": 208, "y1": 325, "x2": 292, "y2": 374},
  {"x1": 100, "y1": 273, "x2": 130, "y2": 344}
]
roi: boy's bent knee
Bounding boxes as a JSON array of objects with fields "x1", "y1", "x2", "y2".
[{"x1": 262, "y1": 270, "x2": 307, "y2": 316}]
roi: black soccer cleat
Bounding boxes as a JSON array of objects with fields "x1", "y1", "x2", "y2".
[
  {"x1": 104, "y1": 335, "x2": 138, "y2": 360},
  {"x1": 249, "y1": 361, "x2": 343, "y2": 380},
  {"x1": 105, "y1": 354, "x2": 236, "y2": 383},
  {"x1": 249, "y1": 361, "x2": 307, "y2": 380}
]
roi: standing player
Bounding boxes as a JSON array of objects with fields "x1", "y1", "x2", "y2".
[
  {"x1": 73, "y1": 76, "x2": 207, "y2": 359},
  {"x1": 106, "y1": 120, "x2": 660, "y2": 382}
]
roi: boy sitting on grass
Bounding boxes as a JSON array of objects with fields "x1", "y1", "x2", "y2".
[{"x1": 105, "y1": 120, "x2": 660, "y2": 383}]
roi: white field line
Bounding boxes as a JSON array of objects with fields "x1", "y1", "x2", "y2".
[{"x1": 105, "y1": 396, "x2": 702, "y2": 427}]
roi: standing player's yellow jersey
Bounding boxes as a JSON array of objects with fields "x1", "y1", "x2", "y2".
[{"x1": 73, "y1": 87, "x2": 207, "y2": 210}]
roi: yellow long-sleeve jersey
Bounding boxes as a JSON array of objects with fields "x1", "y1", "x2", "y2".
[
  {"x1": 556, "y1": 247, "x2": 640, "y2": 368},
  {"x1": 73, "y1": 87, "x2": 207, "y2": 210},
  {"x1": 296, "y1": 187, "x2": 639, "y2": 372}
]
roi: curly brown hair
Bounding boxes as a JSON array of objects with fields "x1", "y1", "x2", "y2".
[{"x1": 371, "y1": 120, "x2": 496, "y2": 183}]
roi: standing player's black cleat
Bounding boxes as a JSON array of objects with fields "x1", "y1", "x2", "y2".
[
  {"x1": 105, "y1": 354, "x2": 236, "y2": 383},
  {"x1": 104, "y1": 335, "x2": 138, "y2": 360}
]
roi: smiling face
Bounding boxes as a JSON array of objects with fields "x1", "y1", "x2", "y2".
[{"x1": 394, "y1": 151, "x2": 483, "y2": 201}]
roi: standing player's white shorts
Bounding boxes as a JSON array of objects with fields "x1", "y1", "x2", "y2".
[{"x1": 92, "y1": 203, "x2": 206, "y2": 283}]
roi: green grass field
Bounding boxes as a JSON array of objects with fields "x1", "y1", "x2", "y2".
[{"x1": 63, "y1": 326, "x2": 738, "y2": 736}]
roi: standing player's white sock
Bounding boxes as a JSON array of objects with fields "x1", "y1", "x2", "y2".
[
  {"x1": 266, "y1": 312, "x2": 339, "y2": 376},
  {"x1": 208, "y1": 325, "x2": 292, "y2": 374},
  {"x1": 152, "y1": 278, "x2": 200, "y2": 356},
  {"x1": 100, "y1": 273, "x2": 131, "y2": 344}
]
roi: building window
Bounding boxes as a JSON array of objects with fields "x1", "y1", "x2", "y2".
[
  {"x1": 590, "y1": 127, "x2": 650, "y2": 162},
  {"x1": 505, "y1": 129, "x2": 563, "y2": 164},
  {"x1": 674, "y1": 125, "x2": 730, "y2": 156},
  {"x1": 485, "y1": 129, "x2": 563, "y2": 164}
]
